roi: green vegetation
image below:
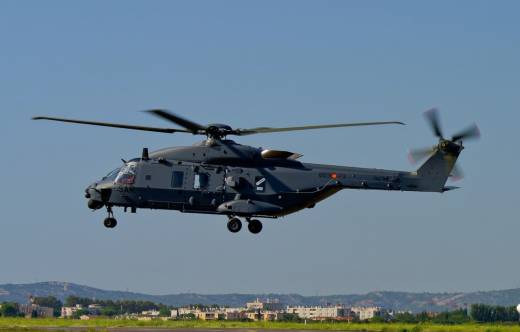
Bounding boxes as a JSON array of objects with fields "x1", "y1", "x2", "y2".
[
  {"x1": 0, "y1": 303, "x2": 22, "y2": 317},
  {"x1": 1, "y1": 317, "x2": 520, "y2": 332},
  {"x1": 388, "y1": 309, "x2": 471, "y2": 324},
  {"x1": 64, "y1": 296, "x2": 170, "y2": 316},
  {"x1": 470, "y1": 304, "x2": 519, "y2": 323}
]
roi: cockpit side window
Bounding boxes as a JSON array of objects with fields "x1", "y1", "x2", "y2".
[{"x1": 115, "y1": 162, "x2": 137, "y2": 185}]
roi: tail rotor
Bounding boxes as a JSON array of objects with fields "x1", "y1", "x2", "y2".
[{"x1": 408, "y1": 108, "x2": 480, "y2": 181}]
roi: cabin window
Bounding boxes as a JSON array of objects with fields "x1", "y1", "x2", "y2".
[
  {"x1": 193, "y1": 173, "x2": 209, "y2": 189},
  {"x1": 171, "y1": 171, "x2": 184, "y2": 188}
]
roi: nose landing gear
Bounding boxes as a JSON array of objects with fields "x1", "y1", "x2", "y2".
[{"x1": 103, "y1": 206, "x2": 117, "y2": 229}]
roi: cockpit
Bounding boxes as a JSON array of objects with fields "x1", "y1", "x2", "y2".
[
  {"x1": 102, "y1": 167, "x2": 121, "y2": 181},
  {"x1": 114, "y1": 162, "x2": 137, "y2": 185}
]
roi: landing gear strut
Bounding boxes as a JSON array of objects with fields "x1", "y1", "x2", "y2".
[
  {"x1": 103, "y1": 206, "x2": 117, "y2": 229},
  {"x1": 227, "y1": 217, "x2": 242, "y2": 233}
]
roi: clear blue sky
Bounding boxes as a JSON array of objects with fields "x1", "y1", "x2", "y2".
[{"x1": 1, "y1": 1, "x2": 519, "y2": 296}]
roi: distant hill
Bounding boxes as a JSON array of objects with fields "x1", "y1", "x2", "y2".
[{"x1": 1, "y1": 282, "x2": 520, "y2": 313}]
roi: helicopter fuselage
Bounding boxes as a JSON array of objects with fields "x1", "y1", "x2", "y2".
[{"x1": 85, "y1": 139, "x2": 459, "y2": 219}]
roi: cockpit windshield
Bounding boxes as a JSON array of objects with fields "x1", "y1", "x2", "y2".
[
  {"x1": 103, "y1": 167, "x2": 121, "y2": 181},
  {"x1": 115, "y1": 162, "x2": 137, "y2": 185}
]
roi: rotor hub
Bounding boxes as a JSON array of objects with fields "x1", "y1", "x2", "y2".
[
  {"x1": 205, "y1": 123, "x2": 234, "y2": 139},
  {"x1": 438, "y1": 139, "x2": 463, "y2": 155}
]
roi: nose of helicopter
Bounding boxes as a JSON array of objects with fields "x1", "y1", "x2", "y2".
[{"x1": 85, "y1": 182, "x2": 112, "y2": 210}]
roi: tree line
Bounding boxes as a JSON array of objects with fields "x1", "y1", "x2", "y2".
[
  {"x1": 470, "y1": 304, "x2": 519, "y2": 323},
  {"x1": 64, "y1": 296, "x2": 171, "y2": 317},
  {"x1": 374, "y1": 305, "x2": 519, "y2": 324},
  {"x1": 1, "y1": 298, "x2": 519, "y2": 323}
]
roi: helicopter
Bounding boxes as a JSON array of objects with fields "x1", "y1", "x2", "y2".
[{"x1": 32, "y1": 108, "x2": 479, "y2": 234}]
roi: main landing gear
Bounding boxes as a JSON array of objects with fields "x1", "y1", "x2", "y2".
[
  {"x1": 227, "y1": 217, "x2": 263, "y2": 234},
  {"x1": 103, "y1": 206, "x2": 117, "y2": 229},
  {"x1": 227, "y1": 217, "x2": 242, "y2": 233}
]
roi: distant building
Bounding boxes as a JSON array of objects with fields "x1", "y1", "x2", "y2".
[
  {"x1": 222, "y1": 310, "x2": 243, "y2": 320},
  {"x1": 351, "y1": 306, "x2": 382, "y2": 320},
  {"x1": 245, "y1": 311, "x2": 261, "y2": 321},
  {"x1": 196, "y1": 311, "x2": 221, "y2": 320},
  {"x1": 246, "y1": 298, "x2": 283, "y2": 311},
  {"x1": 61, "y1": 304, "x2": 84, "y2": 318},
  {"x1": 87, "y1": 304, "x2": 102, "y2": 316},
  {"x1": 262, "y1": 311, "x2": 283, "y2": 321},
  {"x1": 286, "y1": 305, "x2": 345, "y2": 320},
  {"x1": 178, "y1": 307, "x2": 198, "y2": 316},
  {"x1": 18, "y1": 304, "x2": 54, "y2": 318},
  {"x1": 141, "y1": 310, "x2": 160, "y2": 317}
]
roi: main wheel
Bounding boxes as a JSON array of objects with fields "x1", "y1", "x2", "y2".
[
  {"x1": 248, "y1": 219, "x2": 263, "y2": 234},
  {"x1": 103, "y1": 217, "x2": 117, "y2": 228},
  {"x1": 227, "y1": 218, "x2": 242, "y2": 233}
]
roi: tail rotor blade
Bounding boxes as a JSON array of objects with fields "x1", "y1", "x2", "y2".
[
  {"x1": 424, "y1": 108, "x2": 444, "y2": 139},
  {"x1": 451, "y1": 123, "x2": 480, "y2": 142},
  {"x1": 408, "y1": 146, "x2": 436, "y2": 164},
  {"x1": 450, "y1": 164, "x2": 464, "y2": 181}
]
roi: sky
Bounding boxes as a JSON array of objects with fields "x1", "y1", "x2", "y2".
[{"x1": 1, "y1": 1, "x2": 519, "y2": 296}]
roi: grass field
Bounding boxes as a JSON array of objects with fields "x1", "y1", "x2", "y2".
[{"x1": 1, "y1": 318, "x2": 520, "y2": 332}]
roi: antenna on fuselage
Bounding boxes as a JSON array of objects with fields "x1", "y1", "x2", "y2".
[{"x1": 142, "y1": 147, "x2": 149, "y2": 160}]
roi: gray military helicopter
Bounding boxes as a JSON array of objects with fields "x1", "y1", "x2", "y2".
[{"x1": 33, "y1": 108, "x2": 479, "y2": 234}]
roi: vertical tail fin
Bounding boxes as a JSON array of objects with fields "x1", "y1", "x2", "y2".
[{"x1": 416, "y1": 149, "x2": 459, "y2": 192}]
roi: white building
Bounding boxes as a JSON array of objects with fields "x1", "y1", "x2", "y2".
[
  {"x1": 246, "y1": 298, "x2": 283, "y2": 311},
  {"x1": 141, "y1": 310, "x2": 160, "y2": 317},
  {"x1": 285, "y1": 306, "x2": 345, "y2": 320},
  {"x1": 178, "y1": 307, "x2": 198, "y2": 316},
  {"x1": 61, "y1": 304, "x2": 84, "y2": 318},
  {"x1": 351, "y1": 306, "x2": 382, "y2": 320}
]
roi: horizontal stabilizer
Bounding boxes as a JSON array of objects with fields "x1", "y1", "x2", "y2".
[{"x1": 442, "y1": 186, "x2": 460, "y2": 192}]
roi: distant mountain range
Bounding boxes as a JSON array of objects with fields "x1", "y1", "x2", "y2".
[{"x1": 1, "y1": 282, "x2": 520, "y2": 313}]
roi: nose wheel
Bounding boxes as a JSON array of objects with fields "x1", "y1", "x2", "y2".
[{"x1": 103, "y1": 206, "x2": 117, "y2": 229}]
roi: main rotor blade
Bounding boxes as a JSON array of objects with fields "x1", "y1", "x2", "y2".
[
  {"x1": 424, "y1": 108, "x2": 443, "y2": 138},
  {"x1": 32, "y1": 116, "x2": 190, "y2": 134},
  {"x1": 451, "y1": 123, "x2": 480, "y2": 142},
  {"x1": 408, "y1": 146, "x2": 436, "y2": 164},
  {"x1": 145, "y1": 109, "x2": 206, "y2": 134},
  {"x1": 234, "y1": 121, "x2": 405, "y2": 136}
]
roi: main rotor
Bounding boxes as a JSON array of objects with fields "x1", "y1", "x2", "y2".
[{"x1": 33, "y1": 109, "x2": 405, "y2": 140}]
